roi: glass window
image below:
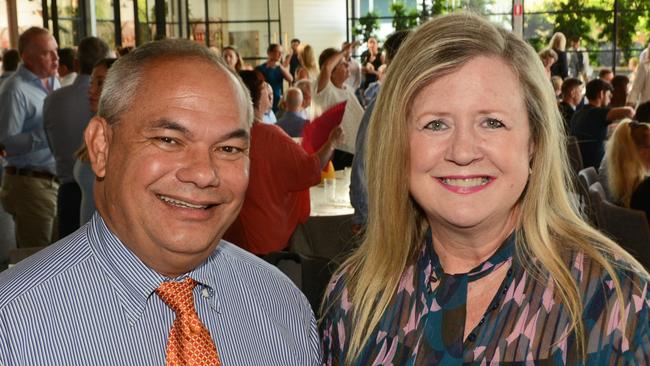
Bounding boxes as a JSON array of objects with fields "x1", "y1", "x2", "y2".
[
  {"x1": 135, "y1": 0, "x2": 155, "y2": 45},
  {"x1": 0, "y1": 0, "x2": 9, "y2": 49},
  {"x1": 95, "y1": 0, "x2": 115, "y2": 47},
  {"x1": 17, "y1": 0, "x2": 45, "y2": 32},
  {"x1": 56, "y1": 0, "x2": 83, "y2": 47}
]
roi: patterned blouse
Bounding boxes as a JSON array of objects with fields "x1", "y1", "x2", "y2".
[{"x1": 320, "y1": 232, "x2": 650, "y2": 365}]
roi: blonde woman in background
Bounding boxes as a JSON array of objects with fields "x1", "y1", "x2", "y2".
[
  {"x1": 539, "y1": 47, "x2": 557, "y2": 80},
  {"x1": 550, "y1": 31, "x2": 568, "y2": 78},
  {"x1": 296, "y1": 44, "x2": 319, "y2": 82},
  {"x1": 320, "y1": 13, "x2": 649, "y2": 365},
  {"x1": 605, "y1": 119, "x2": 650, "y2": 222}
]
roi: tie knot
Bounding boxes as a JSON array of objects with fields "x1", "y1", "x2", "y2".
[{"x1": 156, "y1": 277, "x2": 198, "y2": 314}]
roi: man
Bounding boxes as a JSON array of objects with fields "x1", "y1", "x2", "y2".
[
  {"x1": 0, "y1": 39, "x2": 319, "y2": 365},
  {"x1": 568, "y1": 36, "x2": 591, "y2": 82},
  {"x1": 599, "y1": 68, "x2": 614, "y2": 83},
  {"x1": 571, "y1": 78, "x2": 634, "y2": 169},
  {"x1": 57, "y1": 47, "x2": 77, "y2": 86},
  {"x1": 277, "y1": 87, "x2": 308, "y2": 137},
  {"x1": 314, "y1": 44, "x2": 364, "y2": 168},
  {"x1": 342, "y1": 41, "x2": 362, "y2": 93},
  {"x1": 0, "y1": 27, "x2": 60, "y2": 248},
  {"x1": 295, "y1": 79, "x2": 313, "y2": 120},
  {"x1": 627, "y1": 56, "x2": 650, "y2": 108},
  {"x1": 558, "y1": 77, "x2": 583, "y2": 132},
  {"x1": 287, "y1": 38, "x2": 301, "y2": 78},
  {"x1": 0, "y1": 49, "x2": 20, "y2": 85},
  {"x1": 256, "y1": 43, "x2": 292, "y2": 113},
  {"x1": 350, "y1": 30, "x2": 410, "y2": 232},
  {"x1": 43, "y1": 37, "x2": 109, "y2": 238}
]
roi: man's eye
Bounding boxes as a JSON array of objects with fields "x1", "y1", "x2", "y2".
[
  {"x1": 484, "y1": 118, "x2": 505, "y2": 129},
  {"x1": 424, "y1": 120, "x2": 448, "y2": 131},
  {"x1": 157, "y1": 137, "x2": 177, "y2": 144}
]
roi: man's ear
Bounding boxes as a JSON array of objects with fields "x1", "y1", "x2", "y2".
[{"x1": 85, "y1": 116, "x2": 112, "y2": 179}]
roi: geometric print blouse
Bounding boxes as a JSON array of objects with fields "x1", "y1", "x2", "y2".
[{"x1": 320, "y1": 232, "x2": 650, "y2": 365}]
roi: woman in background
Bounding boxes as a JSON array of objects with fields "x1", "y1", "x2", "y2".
[
  {"x1": 296, "y1": 44, "x2": 319, "y2": 82},
  {"x1": 320, "y1": 13, "x2": 649, "y2": 365},
  {"x1": 605, "y1": 119, "x2": 650, "y2": 222},
  {"x1": 550, "y1": 31, "x2": 568, "y2": 79}
]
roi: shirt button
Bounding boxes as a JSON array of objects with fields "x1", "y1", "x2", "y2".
[
  {"x1": 467, "y1": 333, "x2": 477, "y2": 342},
  {"x1": 201, "y1": 288, "x2": 211, "y2": 298}
]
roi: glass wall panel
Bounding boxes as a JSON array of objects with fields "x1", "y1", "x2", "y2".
[
  {"x1": 164, "y1": 0, "x2": 183, "y2": 39},
  {"x1": 17, "y1": 0, "x2": 46, "y2": 32},
  {"x1": 187, "y1": 0, "x2": 206, "y2": 45},
  {"x1": 95, "y1": 0, "x2": 115, "y2": 47},
  {"x1": 121, "y1": 0, "x2": 136, "y2": 47},
  {"x1": 136, "y1": 0, "x2": 155, "y2": 45},
  {"x1": 56, "y1": 0, "x2": 83, "y2": 47}
]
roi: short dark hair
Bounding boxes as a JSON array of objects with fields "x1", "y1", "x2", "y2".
[
  {"x1": 635, "y1": 101, "x2": 650, "y2": 123},
  {"x1": 585, "y1": 78, "x2": 613, "y2": 100},
  {"x1": 18, "y1": 27, "x2": 50, "y2": 54},
  {"x1": 291, "y1": 38, "x2": 300, "y2": 44},
  {"x1": 1, "y1": 49, "x2": 20, "y2": 72},
  {"x1": 383, "y1": 30, "x2": 410, "y2": 64},
  {"x1": 598, "y1": 68, "x2": 613, "y2": 78},
  {"x1": 57, "y1": 48, "x2": 75, "y2": 72},
  {"x1": 611, "y1": 74, "x2": 629, "y2": 90},
  {"x1": 239, "y1": 70, "x2": 265, "y2": 110},
  {"x1": 561, "y1": 77, "x2": 582, "y2": 98},
  {"x1": 77, "y1": 37, "x2": 110, "y2": 74},
  {"x1": 318, "y1": 47, "x2": 338, "y2": 69},
  {"x1": 267, "y1": 43, "x2": 280, "y2": 54}
]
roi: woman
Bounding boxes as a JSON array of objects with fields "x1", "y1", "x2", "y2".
[
  {"x1": 609, "y1": 74, "x2": 630, "y2": 108},
  {"x1": 605, "y1": 120, "x2": 650, "y2": 222},
  {"x1": 74, "y1": 58, "x2": 117, "y2": 225},
  {"x1": 222, "y1": 46, "x2": 251, "y2": 72},
  {"x1": 360, "y1": 37, "x2": 383, "y2": 90},
  {"x1": 539, "y1": 47, "x2": 557, "y2": 80},
  {"x1": 223, "y1": 70, "x2": 341, "y2": 255},
  {"x1": 550, "y1": 31, "x2": 568, "y2": 79},
  {"x1": 320, "y1": 13, "x2": 649, "y2": 365},
  {"x1": 296, "y1": 44, "x2": 319, "y2": 82}
]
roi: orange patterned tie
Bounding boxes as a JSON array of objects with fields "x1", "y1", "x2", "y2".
[{"x1": 156, "y1": 278, "x2": 221, "y2": 366}]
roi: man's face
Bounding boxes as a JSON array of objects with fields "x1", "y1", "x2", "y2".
[
  {"x1": 268, "y1": 46, "x2": 282, "y2": 63},
  {"x1": 22, "y1": 34, "x2": 59, "y2": 78},
  {"x1": 88, "y1": 59, "x2": 250, "y2": 276},
  {"x1": 291, "y1": 41, "x2": 300, "y2": 52}
]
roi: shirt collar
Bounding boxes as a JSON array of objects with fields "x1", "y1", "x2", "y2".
[
  {"x1": 87, "y1": 213, "x2": 222, "y2": 326},
  {"x1": 16, "y1": 64, "x2": 58, "y2": 91}
]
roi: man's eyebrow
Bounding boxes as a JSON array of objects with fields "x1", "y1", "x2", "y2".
[
  {"x1": 147, "y1": 119, "x2": 192, "y2": 137},
  {"x1": 223, "y1": 128, "x2": 249, "y2": 141}
]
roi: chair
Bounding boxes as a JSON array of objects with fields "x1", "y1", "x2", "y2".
[
  {"x1": 288, "y1": 214, "x2": 358, "y2": 263},
  {"x1": 589, "y1": 182, "x2": 650, "y2": 270},
  {"x1": 578, "y1": 167, "x2": 599, "y2": 189},
  {"x1": 263, "y1": 251, "x2": 337, "y2": 315}
]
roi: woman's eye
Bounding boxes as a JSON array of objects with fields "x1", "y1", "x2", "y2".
[
  {"x1": 484, "y1": 118, "x2": 505, "y2": 129},
  {"x1": 424, "y1": 120, "x2": 448, "y2": 131}
]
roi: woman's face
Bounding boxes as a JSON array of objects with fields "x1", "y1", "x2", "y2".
[
  {"x1": 223, "y1": 49, "x2": 237, "y2": 69},
  {"x1": 408, "y1": 56, "x2": 533, "y2": 232},
  {"x1": 89, "y1": 64, "x2": 108, "y2": 113}
]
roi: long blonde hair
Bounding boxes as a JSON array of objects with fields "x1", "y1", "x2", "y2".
[
  {"x1": 330, "y1": 12, "x2": 648, "y2": 364},
  {"x1": 298, "y1": 44, "x2": 319, "y2": 79},
  {"x1": 550, "y1": 31, "x2": 567, "y2": 51},
  {"x1": 606, "y1": 120, "x2": 650, "y2": 206}
]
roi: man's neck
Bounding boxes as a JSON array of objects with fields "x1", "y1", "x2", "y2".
[{"x1": 265, "y1": 60, "x2": 276, "y2": 67}]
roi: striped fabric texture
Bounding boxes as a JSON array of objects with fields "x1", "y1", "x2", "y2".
[{"x1": 0, "y1": 213, "x2": 320, "y2": 365}]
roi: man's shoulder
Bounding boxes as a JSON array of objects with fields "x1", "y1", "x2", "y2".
[
  {"x1": 0, "y1": 228, "x2": 94, "y2": 310},
  {"x1": 217, "y1": 241, "x2": 302, "y2": 294}
]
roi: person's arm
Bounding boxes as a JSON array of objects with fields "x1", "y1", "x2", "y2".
[
  {"x1": 315, "y1": 126, "x2": 343, "y2": 169},
  {"x1": 317, "y1": 44, "x2": 352, "y2": 93},
  {"x1": 279, "y1": 63, "x2": 293, "y2": 84},
  {"x1": 0, "y1": 88, "x2": 50, "y2": 156},
  {"x1": 627, "y1": 63, "x2": 647, "y2": 107},
  {"x1": 606, "y1": 106, "x2": 635, "y2": 121}
]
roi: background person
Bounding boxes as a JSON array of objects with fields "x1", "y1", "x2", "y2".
[
  {"x1": 256, "y1": 43, "x2": 293, "y2": 113},
  {"x1": 605, "y1": 120, "x2": 650, "y2": 222},
  {"x1": 549, "y1": 31, "x2": 568, "y2": 79},
  {"x1": 320, "y1": 13, "x2": 649, "y2": 365}
]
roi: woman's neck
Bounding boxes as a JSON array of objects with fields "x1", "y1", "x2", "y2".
[{"x1": 430, "y1": 210, "x2": 519, "y2": 274}]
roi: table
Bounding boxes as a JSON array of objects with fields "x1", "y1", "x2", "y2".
[{"x1": 310, "y1": 169, "x2": 354, "y2": 216}]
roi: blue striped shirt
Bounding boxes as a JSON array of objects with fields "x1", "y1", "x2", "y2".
[{"x1": 0, "y1": 213, "x2": 320, "y2": 365}]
